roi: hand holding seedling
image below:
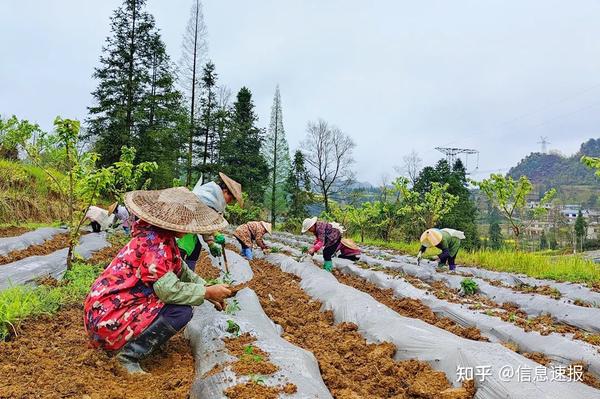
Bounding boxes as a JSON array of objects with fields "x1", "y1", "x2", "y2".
[{"x1": 205, "y1": 284, "x2": 231, "y2": 311}]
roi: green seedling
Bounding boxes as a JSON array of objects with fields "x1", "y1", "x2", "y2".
[
  {"x1": 225, "y1": 298, "x2": 241, "y2": 315},
  {"x1": 205, "y1": 278, "x2": 224, "y2": 286},
  {"x1": 249, "y1": 374, "x2": 267, "y2": 385},
  {"x1": 222, "y1": 272, "x2": 234, "y2": 285},
  {"x1": 226, "y1": 320, "x2": 240, "y2": 336},
  {"x1": 269, "y1": 247, "x2": 281, "y2": 253},
  {"x1": 242, "y1": 345, "x2": 264, "y2": 362},
  {"x1": 460, "y1": 278, "x2": 479, "y2": 296},
  {"x1": 508, "y1": 312, "x2": 517, "y2": 323},
  {"x1": 485, "y1": 310, "x2": 494, "y2": 317},
  {"x1": 301, "y1": 246, "x2": 309, "y2": 254}
]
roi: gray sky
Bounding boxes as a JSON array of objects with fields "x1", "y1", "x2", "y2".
[{"x1": 2, "y1": 0, "x2": 600, "y2": 183}]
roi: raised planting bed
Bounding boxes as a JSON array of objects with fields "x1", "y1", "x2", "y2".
[
  {"x1": 187, "y1": 251, "x2": 331, "y2": 399},
  {"x1": 0, "y1": 227, "x2": 66, "y2": 256},
  {"x1": 0, "y1": 233, "x2": 70, "y2": 265},
  {"x1": 0, "y1": 226, "x2": 31, "y2": 238},
  {"x1": 260, "y1": 251, "x2": 600, "y2": 398},
  {"x1": 0, "y1": 232, "x2": 109, "y2": 292}
]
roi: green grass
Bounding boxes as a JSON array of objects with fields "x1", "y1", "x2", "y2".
[
  {"x1": 0, "y1": 262, "x2": 102, "y2": 340},
  {"x1": 355, "y1": 236, "x2": 600, "y2": 285}
]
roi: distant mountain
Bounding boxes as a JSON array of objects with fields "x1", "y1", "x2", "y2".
[{"x1": 508, "y1": 138, "x2": 600, "y2": 188}]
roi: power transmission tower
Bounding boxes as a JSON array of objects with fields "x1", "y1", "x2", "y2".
[
  {"x1": 538, "y1": 136, "x2": 550, "y2": 154},
  {"x1": 435, "y1": 147, "x2": 479, "y2": 172}
]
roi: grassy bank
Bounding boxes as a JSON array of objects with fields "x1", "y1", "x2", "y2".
[
  {"x1": 0, "y1": 263, "x2": 102, "y2": 340},
  {"x1": 0, "y1": 159, "x2": 66, "y2": 224},
  {"x1": 356, "y1": 237, "x2": 600, "y2": 285}
]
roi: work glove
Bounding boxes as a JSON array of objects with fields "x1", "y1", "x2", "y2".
[
  {"x1": 214, "y1": 233, "x2": 226, "y2": 245},
  {"x1": 323, "y1": 260, "x2": 333, "y2": 272},
  {"x1": 208, "y1": 242, "x2": 222, "y2": 257}
]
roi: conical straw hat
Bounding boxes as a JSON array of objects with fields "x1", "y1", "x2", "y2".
[
  {"x1": 107, "y1": 202, "x2": 118, "y2": 214},
  {"x1": 219, "y1": 172, "x2": 243, "y2": 207},
  {"x1": 420, "y1": 228, "x2": 443, "y2": 247},
  {"x1": 260, "y1": 221, "x2": 272, "y2": 234},
  {"x1": 125, "y1": 187, "x2": 228, "y2": 234},
  {"x1": 301, "y1": 217, "x2": 318, "y2": 233},
  {"x1": 341, "y1": 238, "x2": 360, "y2": 250}
]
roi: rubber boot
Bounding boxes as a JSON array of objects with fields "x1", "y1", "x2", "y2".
[
  {"x1": 323, "y1": 260, "x2": 333, "y2": 272},
  {"x1": 242, "y1": 248, "x2": 253, "y2": 260},
  {"x1": 116, "y1": 316, "x2": 177, "y2": 374}
]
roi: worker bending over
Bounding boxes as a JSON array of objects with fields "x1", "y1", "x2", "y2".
[
  {"x1": 302, "y1": 217, "x2": 345, "y2": 272},
  {"x1": 417, "y1": 228, "x2": 465, "y2": 271},
  {"x1": 177, "y1": 172, "x2": 243, "y2": 271},
  {"x1": 233, "y1": 221, "x2": 272, "y2": 260}
]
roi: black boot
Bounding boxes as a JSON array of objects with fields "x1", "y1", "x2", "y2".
[{"x1": 116, "y1": 316, "x2": 178, "y2": 374}]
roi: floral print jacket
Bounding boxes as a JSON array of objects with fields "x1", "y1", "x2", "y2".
[
  {"x1": 234, "y1": 221, "x2": 268, "y2": 249},
  {"x1": 83, "y1": 221, "x2": 182, "y2": 351}
]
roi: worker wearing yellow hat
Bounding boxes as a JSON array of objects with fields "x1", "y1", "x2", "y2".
[{"x1": 417, "y1": 228, "x2": 465, "y2": 271}]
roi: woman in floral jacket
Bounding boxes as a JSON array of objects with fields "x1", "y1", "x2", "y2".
[
  {"x1": 233, "y1": 221, "x2": 271, "y2": 259},
  {"x1": 301, "y1": 217, "x2": 344, "y2": 272},
  {"x1": 84, "y1": 187, "x2": 231, "y2": 374}
]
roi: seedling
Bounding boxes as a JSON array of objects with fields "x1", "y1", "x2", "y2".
[
  {"x1": 205, "y1": 278, "x2": 224, "y2": 286},
  {"x1": 222, "y1": 272, "x2": 234, "y2": 285},
  {"x1": 460, "y1": 278, "x2": 479, "y2": 295},
  {"x1": 301, "y1": 246, "x2": 309, "y2": 254},
  {"x1": 225, "y1": 298, "x2": 241, "y2": 315},
  {"x1": 508, "y1": 312, "x2": 517, "y2": 323},
  {"x1": 269, "y1": 247, "x2": 281, "y2": 253},
  {"x1": 242, "y1": 345, "x2": 264, "y2": 362},
  {"x1": 249, "y1": 374, "x2": 267, "y2": 385},
  {"x1": 226, "y1": 320, "x2": 240, "y2": 336}
]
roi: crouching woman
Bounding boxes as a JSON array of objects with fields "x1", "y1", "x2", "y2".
[
  {"x1": 233, "y1": 221, "x2": 272, "y2": 260},
  {"x1": 84, "y1": 187, "x2": 231, "y2": 373}
]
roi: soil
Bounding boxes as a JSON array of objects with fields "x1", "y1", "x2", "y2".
[
  {"x1": 248, "y1": 258, "x2": 475, "y2": 399},
  {"x1": 0, "y1": 233, "x2": 70, "y2": 265},
  {"x1": 223, "y1": 333, "x2": 279, "y2": 376},
  {"x1": 333, "y1": 270, "x2": 488, "y2": 342},
  {"x1": 224, "y1": 382, "x2": 296, "y2": 399},
  {"x1": 87, "y1": 233, "x2": 131, "y2": 267},
  {"x1": 485, "y1": 278, "x2": 565, "y2": 301},
  {"x1": 0, "y1": 226, "x2": 30, "y2": 238},
  {"x1": 0, "y1": 304, "x2": 194, "y2": 399}
]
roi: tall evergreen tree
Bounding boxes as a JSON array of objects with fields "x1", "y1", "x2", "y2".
[
  {"x1": 575, "y1": 209, "x2": 587, "y2": 252},
  {"x1": 179, "y1": 0, "x2": 208, "y2": 186},
  {"x1": 286, "y1": 150, "x2": 311, "y2": 219},
  {"x1": 220, "y1": 87, "x2": 268, "y2": 203},
  {"x1": 87, "y1": 0, "x2": 184, "y2": 186},
  {"x1": 488, "y1": 221, "x2": 503, "y2": 250},
  {"x1": 196, "y1": 61, "x2": 219, "y2": 181},
  {"x1": 263, "y1": 85, "x2": 291, "y2": 223}
]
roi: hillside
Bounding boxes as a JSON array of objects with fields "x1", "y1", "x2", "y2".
[{"x1": 508, "y1": 138, "x2": 600, "y2": 189}]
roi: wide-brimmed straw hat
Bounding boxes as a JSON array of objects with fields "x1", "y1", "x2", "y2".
[
  {"x1": 124, "y1": 187, "x2": 228, "y2": 234},
  {"x1": 420, "y1": 228, "x2": 443, "y2": 248},
  {"x1": 107, "y1": 202, "x2": 118, "y2": 214},
  {"x1": 301, "y1": 217, "x2": 318, "y2": 233},
  {"x1": 218, "y1": 172, "x2": 243, "y2": 207},
  {"x1": 341, "y1": 238, "x2": 360, "y2": 250},
  {"x1": 260, "y1": 221, "x2": 272, "y2": 234}
]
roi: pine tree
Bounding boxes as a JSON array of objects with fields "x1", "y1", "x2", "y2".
[
  {"x1": 575, "y1": 209, "x2": 587, "y2": 252},
  {"x1": 196, "y1": 61, "x2": 219, "y2": 181},
  {"x1": 87, "y1": 0, "x2": 155, "y2": 165},
  {"x1": 220, "y1": 87, "x2": 268, "y2": 203},
  {"x1": 263, "y1": 85, "x2": 291, "y2": 223},
  {"x1": 179, "y1": 0, "x2": 208, "y2": 186},
  {"x1": 87, "y1": 0, "x2": 184, "y2": 186},
  {"x1": 286, "y1": 150, "x2": 311, "y2": 219},
  {"x1": 488, "y1": 222, "x2": 503, "y2": 250}
]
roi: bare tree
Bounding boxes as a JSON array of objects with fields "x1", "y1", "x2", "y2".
[
  {"x1": 395, "y1": 150, "x2": 422, "y2": 186},
  {"x1": 302, "y1": 119, "x2": 356, "y2": 212},
  {"x1": 179, "y1": 0, "x2": 208, "y2": 186}
]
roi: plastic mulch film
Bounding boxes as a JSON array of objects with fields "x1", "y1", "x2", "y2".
[
  {"x1": 359, "y1": 253, "x2": 600, "y2": 333},
  {"x1": 186, "y1": 248, "x2": 332, "y2": 399},
  {"x1": 263, "y1": 251, "x2": 600, "y2": 399},
  {"x1": 0, "y1": 227, "x2": 67, "y2": 256},
  {"x1": 334, "y1": 258, "x2": 600, "y2": 379},
  {"x1": 0, "y1": 232, "x2": 109, "y2": 291}
]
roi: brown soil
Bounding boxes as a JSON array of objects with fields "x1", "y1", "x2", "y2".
[
  {"x1": 223, "y1": 333, "x2": 279, "y2": 376},
  {"x1": 333, "y1": 270, "x2": 488, "y2": 342},
  {"x1": 486, "y1": 278, "x2": 564, "y2": 301},
  {"x1": 87, "y1": 233, "x2": 131, "y2": 267},
  {"x1": 570, "y1": 362, "x2": 600, "y2": 390},
  {"x1": 0, "y1": 304, "x2": 194, "y2": 399},
  {"x1": 0, "y1": 233, "x2": 70, "y2": 265},
  {"x1": 248, "y1": 258, "x2": 475, "y2": 399},
  {"x1": 0, "y1": 226, "x2": 31, "y2": 238},
  {"x1": 225, "y1": 382, "x2": 297, "y2": 399},
  {"x1": 523, "y1": 352, "x2": 551, "y2": 366}
]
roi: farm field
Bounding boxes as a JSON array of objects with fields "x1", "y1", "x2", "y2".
[{"x1": 2, "y1": 226, "x2": 600, "y2": 398}]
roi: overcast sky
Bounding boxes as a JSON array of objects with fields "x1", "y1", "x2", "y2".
[{"x1": 2, "y1": 0, "x2": 600, "y2": 183}]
